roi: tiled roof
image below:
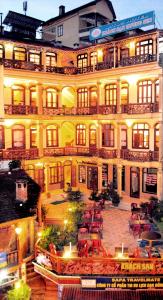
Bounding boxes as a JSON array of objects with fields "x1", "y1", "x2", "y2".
[{"x1": 0, "y1": 169, "x2": 41, "y2": 224}]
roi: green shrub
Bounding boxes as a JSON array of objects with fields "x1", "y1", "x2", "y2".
[{"x1": 7, "y1": 280, "x2": 31, "y2": 300}]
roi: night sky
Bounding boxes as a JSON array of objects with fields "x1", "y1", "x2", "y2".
[{"x1": 0, "y1": 0, "x2": 163, "y2": 28}]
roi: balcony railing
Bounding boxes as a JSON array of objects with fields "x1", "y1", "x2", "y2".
[
  {"x1": 43, "y1": 106, "x2": 98, "y2": 115},
  {"x1": 2, "y1": 148, "x2": 39, "y2": 160},
  {"x1": 4, "y1": 105, "x2": 38, "y2": 115},
  {"x1": 120, "y1": 149, "x2": 159, "y2": 162},
  {"x1": 1, "y1": 53, "x2": 157, "y2": 75},
  {"x1": 43, "y1": 147, "x2": 117, "y2": 159},
  {"x1": 121, "y1": 102, "x2": 159, "y2": 114},
  {"x1": 99, "y1": 105, "x2": 117, "y2": 114},
  {"x1": 7, "y1": 250, "x2": 18, "y2": 267}
]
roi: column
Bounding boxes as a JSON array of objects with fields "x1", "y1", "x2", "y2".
[
  {"x1": 153, "y1": 36, "x2": 157, "y2": 55},
  {"x1": 139, "y1": 166, "x2": 143, "y2": 197},
  {"x1": 97, "y1": 123, "x2": 101, "y2": 149},
  {"x1": 116, "y1": 123, "x2": 121, "y2": 158},
  {"x1": 116, "y1": 79, "x2": 121, "y2": 113},
  {"x1": 97, "y1": 81, "x2": 103, "y2": 111},
  {"x1": 0, "y1": 65, "x2": 4, "y2": 118},
  {"x1": 127, "y1": 126, "x2": 132, "y2": 149},
  {"x1": 149, "y1": 124, "x2": 154, "y2": 151},
  {"x1": 117, "y1": 164, "x2": 122, "y2": 196},
  {"x1": 25, "y1": 85, "x2": 30, "y2": 106},
  {"x1": 29, "y1": 218, "x2": 35, "y2": 254},
  {"x1": 98, "y1": 163, "x2": 103, "y2": 191},
  {"x1": 44, "y1": 164, "x2": 49, "y2": 193},
  {"x1": 25, "y1": 126, "x2": 30, "y2": 149},
  {"x1": 37, "y1": 194, "x2": 43, "y2": 227},
  {"x1": 37, "y1": 83, "x2": 43, "y2": 115}
]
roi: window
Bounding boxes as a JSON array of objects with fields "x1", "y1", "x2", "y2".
[
  {"x1": 78, "y1": 165, "x2": 86, "y2": 183},
  {"x1": 107, "y1": 47, "x2": 117, "y2": 66},
  {"x1": 57, "y1": 25, "x2": 63, "y2": 37},
  {"x1": 102, "y1": 124, "x2": 114, "y2": 147},
  {"x1": 29, "y1": 49, "x2": 41, "y2": 65},
  {"x1": 46, "y1": 125, "x2": 58, "y2": 147},
  {"x1": 30, "y1": 127, "x2": 37, "y2": 148},
  {"x1": 0, "y1": 126, "x2": 4, "y2": 149},
  {"x1": 46, "y1": 52, "x2": 57, "y2": 67},
  {"x1": 143, "y1": 168, "x2": 157, "y2": 194},
  {"x1": 121, "y1": 125, "x2": 127, "y2": 149},
  {"x1": 77, "y1": 88, "x2": 88, "y2": 107},
  {"x1": 12, "y1": 85, "x2": 25, "y2": 105},
  {"x1": 12, "y1": 125, "x2": 25, "y2": 148},
  {"x1": 155, "y1": 80, "x2": 159, "y2": 102},
  {"x1": 0, "y1": 44, "x2": 4, "y2": 58},
  {"x1": 89, "y1": 125, "x2": 96, "y2": 146},
  {"x1": 90, "y1": 86, "x2": 97, "y2": 107},
  {"x1": 49, "y1": 163, "x2": 62, "y2": 184},
  {"x1": 105, "y1": 84, "x2": 117, "y2": 105},
  {"x1": 154, "y1": 123, "x2": 159, "y2": 151},
  {"x1": 138, "y1": 80, "x2": 152, "y2": 103},
  {"x1": 76, "y1": 124, "x2": 86, "y2": 145},
  {"x1": 90, "y1": 52, "x2": 97, "y2": 66},
  {"x1": 121, "y1": 82, "x2": 129, "y2": 105},
  {"x1": 30, "y1": 86, "x2": 37, "y2": 106},
  {"x1": 136, "y1": 39, "x2": 153, "y2": 55},
  {"x1": 77, "y1": 53, "x2": 88, "y2": 68},
  {"x1": 13, "y1": 47, "x2": 26, "y2": 61},
  {"x1": 132, "y1": 123, "x2": 149, "y2": 149},
  {"x1": 46, "y1": 88, "x2": 58, "y2": 108},
  {"x1": 120, "y1": 48, "x2": 129, "y2": 59}
]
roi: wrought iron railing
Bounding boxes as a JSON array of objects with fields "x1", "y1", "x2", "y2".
[
  {"x1": 121, "y1": 102, "x2": 159, "y2": 114},
  {"x1": 2, "y1": 148, "x2": 39, "y2": 160},
  {"x1": 120, "y1": 149, "x2": 159, "y2": 162},
  {"x1": 4, "y1": 105, "x2": 38, "y2": 115}
]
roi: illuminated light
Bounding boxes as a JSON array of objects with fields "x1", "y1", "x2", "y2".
[
  {"x1": 15, "y1": 227, "x2": 22, "y2": 235},
  {"x1": 97, "y1": 49, "x2": 103, "y2": 62},
  {"x1": 5, "y1": 43, "x2": 13, "y2": 51},
  {"x1": 121, "y1": 75, "x2": 139, "y2": 85},
  {"x1": 68, "y1": 208, "x2": 72, "y2": 212},
  {"x1": 63, "y1": 250, "x2": 71, "y2": 258},
  {"x1": 4, "y1": 78, "x2": 15, "y2": 87},
  {"x1": 15, "y1": 280, "x2": 21, "y2": 289},
  {"x1": 4, "y1": 120, "x2": 15, "y2": 127},
  {"x1": 37, "y1": 231, "x2": 42, "y2": 237},
  {"x1": 116, "y1": 252, "x2": 125, "y2": 259},
  {"x1": 126, "y1": 119, "x2": 133, "y2": 127},
  {"x1": 64, "y1": 219, "x2": 68, "y2": 225},
  {"x1": 35, "y1": 162, "x2": 44, "y2": 167},
  {"x1": 0, "y1": 270, "x2": 8, "y2": 281}
]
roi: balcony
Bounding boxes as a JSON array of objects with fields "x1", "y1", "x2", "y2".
[
  {"x1": 5, "y1": 105, "x2": 38, "y2": 115},
  {"x1": 1, "y1": 58, "x2": 43, "y2": 71},
  {"x1": 7, "y1": 250, "x2": 18, "y2": 267},
  {"x1": 121, "y1": 103, "x2": 159, "y2": 114},
  {"x1": 99, "y1": 105, "x2": 117, "y2": 114},
  {"x1": 99, "y1": 148, "x2": 117, "y2": 159},
  {"x1": 43, "y1": 106, "x2": 97, "y2": 116},
  {"x1": 2, "y1": 148, "x2": 39, "y2": 160},
  {"x1": 119, "y1": 54, "x2": 157, "y2": 67},
  {"x1": 120, "y1": 149, "x2": 159, "y2": 162}
]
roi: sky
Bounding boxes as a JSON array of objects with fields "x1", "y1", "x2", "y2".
[{"x1": 0, "y1": 0, "x2": 163, "y2": 28}]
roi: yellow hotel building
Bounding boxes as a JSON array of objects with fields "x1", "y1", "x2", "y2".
[{"x1": 0, "y1": 27, "x2": 163, "y2": 202}]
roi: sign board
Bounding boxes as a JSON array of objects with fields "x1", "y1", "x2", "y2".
[
  {"x1": 81, "y1": 276, "x2": 163, "y2": 290},
  {"x1": 0, "y1": 252, "x2": 7, "y2": 268},
  {"x1": 89, "y1": 11, "x2": 155, "y2": 41}
]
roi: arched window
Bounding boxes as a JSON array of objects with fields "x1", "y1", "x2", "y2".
[
  {"x1": 12, "y1": 125, "x2": 25, "y2": 148},
  {"x1": 30, "y1": 86, "x2": 37, "y2": 106},
  {"x1": 90, "y1": 52, "x2": 97, "y2": 66},
  {"x1": 0, "y1": 125, "x2": 4, "y2": 149},
  {"x1": 30, "y1": 126, "x2": 37, "y2": 148},
  {"x1": 132, "y1": 123, "x2": 149, "y2": 149},
  {"x1": 46, "y1": 88, "x2": 58, "y2": 108},
  {"x1": 155, "y1": 80, "x2": 159, "y2": 103},
  {"x1": 13, "y1": 47, "x2": 26, "y2": 61},
  {"x1": 29, "y1": 49, "x2": 41, "y2": 65},
  {"x1": 154, "y1": 123, "x2": 159, "y2": 151},
  {"x1": 138, "y1": 80, "x2": 152, "y2": 103},
  {"x1": 121, "y1": 82, "x2": 129, "y2": 105},
  {"x1": 49, "y1": 162, "x2": 62, "y2": 184},
  {"x1": 76, "y1": 124, "x2": 86, "y2": 145},
  {"x1": 105, "y1": 84, "x2": 117, "y2": 105},
  {"x1": 121, "y1": 125, "x2": 127, "y2": 149},
  {"x1": 90, "y1": 87, "x2": 97, "y2": 107},
  {"x1": 12, "y1": 85, "x2": 25, "y2": 105},
  {"x1": 89, "y1": 125, "x2": 96, "y2": 146},
  {"x1": 77, "y1": 88, "x2": 88, "y2": 107},
  {"x1": 46, "y1": 125, "x2": 58, "y2": 147},
  {"x1": 102, "y1": 124, "x2": 114, "y2": 147}
]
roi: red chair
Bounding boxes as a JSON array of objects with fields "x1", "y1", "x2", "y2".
[{"x1": 91, "y1": 239, "x2": 101, "y2": 255}]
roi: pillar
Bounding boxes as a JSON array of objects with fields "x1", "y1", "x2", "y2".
[
  {"x1": 44, "y1": 164, "x2": 49, "y2": 193},
  {"x1": 37, "y1": 83, "x2": 43, "y2": 114},
  {"x1": 97, "y1": 123, "x2": 101, "y2": 149},
  {"x1": 150, "y1": 124, "x2": 154, "y2": 151},
  {"x1": 116, "y1": 79, "x2": 121, "y2": 113},
  {"x1": 37, "y1": 194, "x2": 43, "y2": 227},
  {"x1": 139, "y1": 166, "x2": 143, "y2": 197},
  {"x1": 0, "y1": 65, "x2": 4, "y2": 118},
  {"x1": 29, "y1": 218, "x2": 35, "y2": 254},
  {"x1": 116, "y1": 123, "x2": 121, "y2": 158},
  {"x1": 98, "y1": 163, "x2": 103, "y2": 191},
  {"x1": 41, "y1": 48, "x2": 46, "y2": 72},
  {"x1": 25, "y1": 85, "x2": 30, "y2": 106},
  {"x1": 38, "y1": 123, "x2": 44, "y2": 157}
]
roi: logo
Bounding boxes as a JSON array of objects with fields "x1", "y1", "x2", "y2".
[{"x1": 91, "y1": 28, "x2": 102, "y2": 39}]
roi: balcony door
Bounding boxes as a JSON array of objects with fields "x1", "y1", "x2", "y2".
[
  {"x1": 130, "y1": 167, "x2": 140, "y2": 198},
  {"x1": 87, "y1": 166, "x2": 98, "y2": 190}
]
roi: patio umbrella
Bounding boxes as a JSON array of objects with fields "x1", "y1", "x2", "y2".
[{"x1": 140, "y1": 231, "x2": 162, "y2": 240}]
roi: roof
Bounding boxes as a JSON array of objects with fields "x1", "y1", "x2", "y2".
[
  {"x1": 0, "y1": 169, "x2": 41, "y2": 224},
  {"x1": 3, "y1": 11, "x2": 43, "y2": 30},
  {"x1": 44, "y1": 0, "x2": 116, "y2": 26}
]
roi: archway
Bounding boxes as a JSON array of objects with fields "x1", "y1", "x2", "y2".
[
  {"x1": 61, "y1": 87, "x2": 75, "y2": 108},
  {"x1": 60, "y1": 122, "x2": 75, "y2": 147}
]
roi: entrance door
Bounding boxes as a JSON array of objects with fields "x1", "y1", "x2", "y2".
[
  {"x1": 130, "y1": 167, "x2": 140, "y2": 198},
  {"x1": 87, "y1": 166, "x2": 98, "y2": 190}
]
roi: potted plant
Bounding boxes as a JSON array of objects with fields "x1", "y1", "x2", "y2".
[{"x1": 7, "y1": 280, "x2": 31, "y2": 300}]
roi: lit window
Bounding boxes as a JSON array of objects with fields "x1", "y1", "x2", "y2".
[
  {"x1": 0, "y1": 126, "x2": 4, "y2": 149},
  {"x1": 77, "y1": 88, "x2": 88, "y2": 107},
  {"x1": 29, "y1": 50, "x2": 41, "y2": 65},
  {"x1": 0, "y1": 45, "x2": 4, "y2": 58},
  {"x1": 49, "y1": 163, "x2": 62, "y2": 184},
  {"x1": 143, "y1": 168, "x2": 157, "y2": 194},
  {"x1": 132, "y1": 123, "x2": 149, "y2": 149},
  {"x1": 13, "y1": 47, "x2": 26, "y2": 61},
  {"x1": 77, "y1": 53, "x2": 88, "y2": 68},
  {"x1": 90, "y1": 87, "x2": 97, "y2": 107},
  {"x1": 30, "y1": 86, "x2": 37, "y2": 106},
  {"x1": 102, "y1": 124, "x2": 114, "y2": 147},
  {"x1": 90, "y1": 52, "x2": 97, "y2": 66},
  {"x1": 46, "y1": 88, "x2": 58, "y2": 108},
  {"x1": 76, "y1": 124, "x2": 86, "y2": 145},
  {"x1": 105, "y1": 84, "x2": 117, "y2": 105},
  {"x1": 30, "y1": 127, "x2": 37, "y2": 148},
  {"x1": 121, "y1": 82, "x2": 129, "y2": 105},
  {"x1": 12, "y1": 85, "x2": 25, "y2": 105},
  {"x1": 12, "y1": 125, "x2": 25, "y2": 148},
  {"x1": 46, "y1": 52, "x2": 57, "y2": 67},
  {"x1": 154, "y1": 123, "x2": 159, "y2": 151},
  {"x1": 136, "y1": 39, "x2": 153, "y2": 55},
  {"x1": 138, "y1": 80, "x2": 152, "y2": 103},
  {"x1": 89, "y1": 125, "x2": 96, "y2": 146},
  {"x1": 46, "y1": 125, "x2": 58, "y2": 147}
]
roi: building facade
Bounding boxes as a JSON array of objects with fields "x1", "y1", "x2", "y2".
[
  {"x1": 42, "y1": 0, "x2": 116, "y2": 47},
  {"x1": 0, "y1": 28, "x2": 163, "y2": 202}
]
